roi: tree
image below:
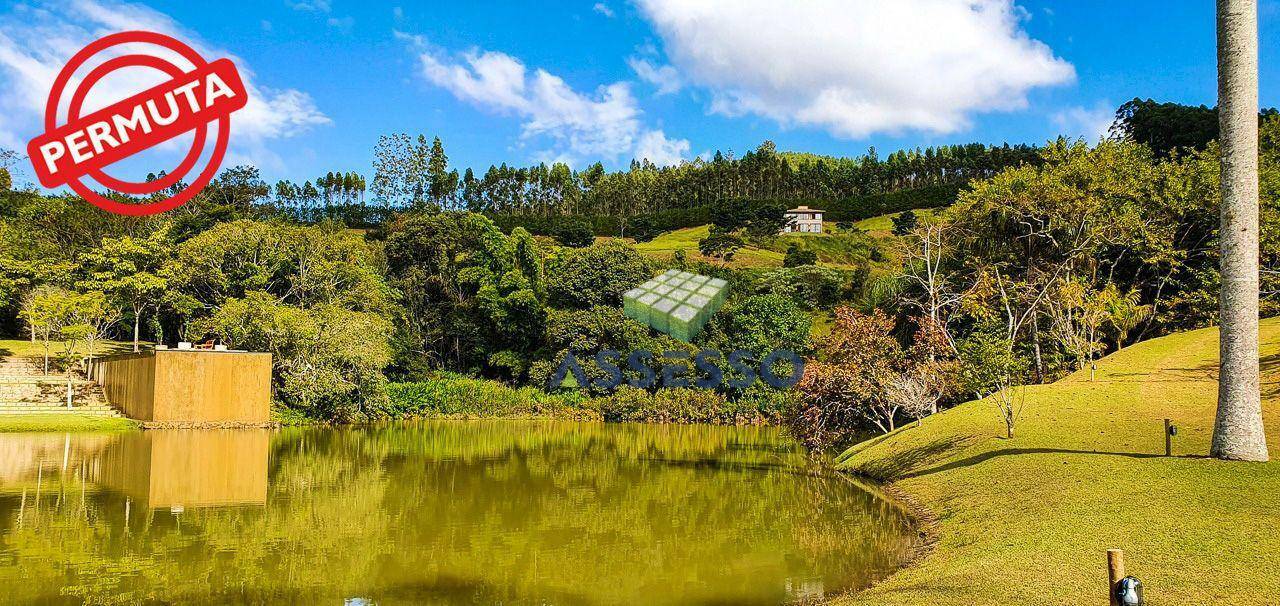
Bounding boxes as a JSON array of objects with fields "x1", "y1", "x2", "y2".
[
  {"x1": 77, "y1": 229, "x2": 170, "y2": 352},
  {"x1": 1110, "y1": 99, "x2": 1221, "y2": 157},
  {"x1": 1044, "y1": 279, "x2": 1113, "y2": 372},
  {"x1": 19, "y1": 285, "x2": 63, "y2": 374},
  {"x1": 169, "y1": 220, "x2": 394, "y2": 417},
  {"x1": 426, "y1": 136, "x2": 458, "y2": 206},
  {"x1": 898, "y1": 221, "x2": 962, "y2": 351},
  {"x1": 672, "y1": 248, "x2": 688, "y2": 269},
  {"x1": 16, "y1": 288, "x2": 113, "y2": 404},
  {"x1": 511, "y1": 228, "x2": 545, "y2": 300},
  {"x1": 792, "y1": 308, "x2": 898, "y2": 449},
  {"x1": 554, "y1": 219, "x2": 595, "y2": 248},
  {"x1": 384, "y1": 212, "x2": 546, "y2": 377},
  {"x1": 698, "y1": 231, "x2": 744, "y2": 261},
  {"x1": 1212, "y1": 0, "x2": 1269, "y2": 461},
  {"x1": 545, "y1": 240, "x2": 651, "y2": 309},
  {"x1": 887, "y1": 371, "x2": 939, "y2": 426},
  {"x1": 173, "y1": 220, "x2": 390, "y2": 315},
  {"x1": 1107, "y1": 286, "x2": 1150, "y2": 349},
  {"x1": 371, "y1": 133, "x2": 431, "y2": 208},
  {"x1": 1111, "y1": 98, "x2": 1275, "y2": 157},
  {"x1": 718, "y1": 294, "x2": 811, "y2": 359},
  {"x1": 891, "y1": 210, "x2": 919, "y2": 236},
  {"x1": 192, "y1": 292, "x2": 392, "y2": 421},
  {"x1": 958, "y1": 329, "x2": 1028, "y2": 439},
  {"x1": 755, "y1": 265, "x2": 854, "y2": 310},
  {"x1": 0, "y1": 148, "x2": 16, "y2": 191},
  {"x1": 782, "y1": 244, "x2": 817, "y2": 267},
  {"x1": 66, "y1": 290, "x2": 119, "y2": 382},
  {"x1": 948, "y1": 139, "x2": 1157, "y2": 381}
]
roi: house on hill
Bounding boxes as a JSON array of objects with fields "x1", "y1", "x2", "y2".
[{"x1": 781, "y1": 205, "x2": 824, "y2": 234}]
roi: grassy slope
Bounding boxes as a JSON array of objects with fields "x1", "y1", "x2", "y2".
[
  {"x1": 836, "y1": 318, "x2": 1280, "y2": 605},
  {"x1": 630, "y1": 225, "x2": 785, "y2": 267},
  {"x1": 853, "y1": 208, "x2": 940, "y2": 235},
  {"x1": 627, "y1": 224, "x2": 879, "y2": 269}
]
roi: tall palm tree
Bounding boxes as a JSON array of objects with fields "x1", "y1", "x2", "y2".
[{"x1": 1211, "y1": 0, "x2": 1269, "y2": 461}]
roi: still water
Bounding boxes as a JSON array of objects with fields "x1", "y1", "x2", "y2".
[{"x1": 0, "y1": 422, "x2": 918, "y2": 605}]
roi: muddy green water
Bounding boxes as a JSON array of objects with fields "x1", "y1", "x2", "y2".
[{"x1": 0, "y1": 422, "x2": 917, "y2": 605}]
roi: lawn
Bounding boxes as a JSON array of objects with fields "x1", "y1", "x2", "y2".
[
  {"x1": 0, "y1": 339, "x2": 142, "y2": 359},
  {"x1": 630, "y1": 225, "x2": 786, "y2": 267},
  {"x1": 835, "y1": 318, "x2": 1280, "y2": 605},
  {"x1": 0, "y1": 414, "x2": 137, "y2": 432},
  {"x1": 852, "y1": 208, "x2": 941, "y2": 235}
]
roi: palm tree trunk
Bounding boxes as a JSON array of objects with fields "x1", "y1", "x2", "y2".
[{"x1": 1211, "y1": 0, "x2": 1269, "y2": 461}]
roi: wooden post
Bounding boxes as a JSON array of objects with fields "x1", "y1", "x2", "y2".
[
  {"x1": 1165, "y1": 419, "x2": 1173, "y2": 457},
  {"x1": 1107, "y1": 549, "x2": 1125, "y2": 606}
]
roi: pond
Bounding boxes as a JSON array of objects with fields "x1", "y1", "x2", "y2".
[{"x1": 0, "y1": 422, "x2": 919, "y2": 605}]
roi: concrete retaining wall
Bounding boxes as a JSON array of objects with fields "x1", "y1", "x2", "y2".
[{"x1": 93, "y1": 350, "x2": 272, "y2": 423}]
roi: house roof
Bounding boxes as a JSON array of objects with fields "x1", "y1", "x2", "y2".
[{"x1": 786, "y1": 205, "x2": 825, "y2": 213}]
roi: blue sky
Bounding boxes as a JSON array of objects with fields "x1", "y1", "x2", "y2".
[{"x1": 1, "y1": 0, "x2": 1278, "y2": 189}]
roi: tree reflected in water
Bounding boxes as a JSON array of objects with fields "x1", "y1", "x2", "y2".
[{"x1": 0, "y1": 422, "x2": 918, "y2": 605}]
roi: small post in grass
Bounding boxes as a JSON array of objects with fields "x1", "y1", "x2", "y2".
[
  {"x1": 1107, "y1": 549, "x2": 1125, "y2": 606},
  {"x1": 1164, "y1": 419, "x2": 1173, "y2": 457}
]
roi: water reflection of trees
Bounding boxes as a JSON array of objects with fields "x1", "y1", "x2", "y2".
[{"x1": 0, "y1": 422, "x2": 919, "y2": 605}]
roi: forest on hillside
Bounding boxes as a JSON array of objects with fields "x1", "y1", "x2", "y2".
[{"x1": 1, "y1": 99, "x2": 1278, "y2": 447}]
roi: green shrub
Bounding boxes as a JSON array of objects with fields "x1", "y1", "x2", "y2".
[
  {"x1": 554, "y1": 218, "x2": 595, "y2": 247},
  {"x1": 387, "y1": 374, "x2": 597, "y2": 420},
  {"x1": 546, "y1": 240, "x2": 652, "y2": 309},
  {"x1": 591, "y1": 386, "x2": 786, "y2": 425},
  {"x1": 709, "y1": 293, "x2": 812, "y2": 358},
  {"x1": 754, "y1": 265, "x2": 862, "y2": 309},
  {"x1": 782, "y1": 244, "x2": 818, "y2": 267}
]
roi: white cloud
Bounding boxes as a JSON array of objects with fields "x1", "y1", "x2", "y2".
[
  {"x1": 634, "y1": 130, "x2": 689, "y2": 166},
  {"x1": 0, "y1": 0, "x2": 330, "y2": 172},
  {"x1": 326, "y1": 15, "x2": 354, "y2": 30},
  {"x1": 286, "y1": 0, "x2": 332, "y2": 13},
  {"x1": 634, "y1": 0, "x2": 1074, "y2": 138},
  {"x1": 285, "y1": 0, "x2": 353, "y2": 29},
  {"x1": 592, "y1": 3, "x2": 615, "y2": 18},
  {"x1": 400, "y1": 33, "x2": 688, "y2": 166},
  {"x1": 1052, "y1": 101, "x2": 1116, "y2": 142},
  {"x1": 627, "y1": 57, "x2": 681, "y2": 96}
]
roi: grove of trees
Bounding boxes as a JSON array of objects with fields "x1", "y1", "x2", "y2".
[{"x1": 0, "y1": 99, "x2": 1276, "y2": 454}]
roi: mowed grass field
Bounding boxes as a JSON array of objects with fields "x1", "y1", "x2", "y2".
[
  {"x1": 0, "y1": 415, "x2": 137, "y2": 432},
  {"x1": 836, "y1": 318, "x2": 1280, "y2": 605}
]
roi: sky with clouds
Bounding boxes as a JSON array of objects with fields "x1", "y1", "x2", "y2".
[{"x1": 0, "y1": 0, "x2": 1277, "y2": 189}]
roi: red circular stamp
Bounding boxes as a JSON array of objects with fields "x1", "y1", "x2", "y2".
[{"x1": 25, "y1": 31, "x2": 248, "y2": 216}]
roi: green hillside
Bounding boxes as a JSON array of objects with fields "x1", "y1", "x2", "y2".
[
  {"x1": 835, "y1": 319, "x2": 1280, "y2": 605},
  {"x1": 853, "y1": 208, "x2": 942, "y2": 235},
  {"x1": 630, "y1": 225, "x2": 785, "y2": 267},
  {"x1": 624, "y1": 223, "x2": 884, "y2": 269}
]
